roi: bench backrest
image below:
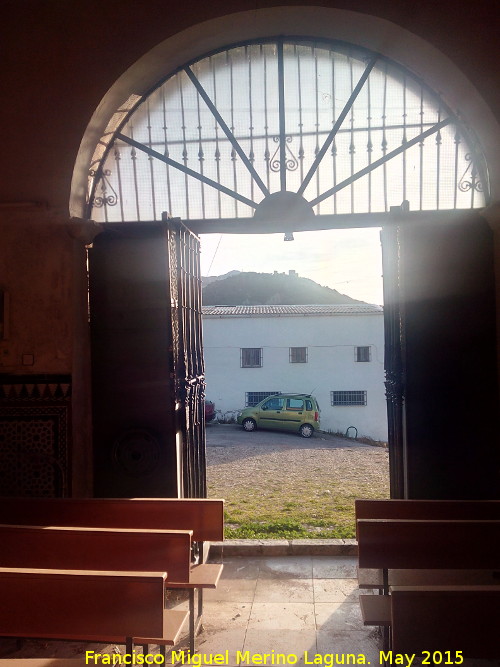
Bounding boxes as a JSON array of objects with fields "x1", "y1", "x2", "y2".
[
  {"x1": 390, "y1": 585, "x2": 500, "y2": 657},
  {"x1": 355, "y1": 499, "x2": 500, "y2": 521},
  {"x1": 0, "y1": 524, "x2": 192, "y2": 581},
  {"x1": 0, "y1": 497, "x2": 224, "y2": 541},
  {"x1": 357, "y1": 519, "x2": 500, "y2": 569},
  {"x1": 0, "y1": 567, "x2": 166, "y2": 640}
]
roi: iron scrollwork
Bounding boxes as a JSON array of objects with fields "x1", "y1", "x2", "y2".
[
  {"x1": 89, "y1": 168, "x2": 118, "y2": 207},
  {"x1": 270, "y1": 136, "x2": 298, "y2": 172},
  {"x1": 458, "y1": 153, "x2": 484, "y2": 193}
]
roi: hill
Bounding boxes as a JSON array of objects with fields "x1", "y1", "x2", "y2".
[{"x1": 201, "y1": 270, "x2": 365, "y2": 305}]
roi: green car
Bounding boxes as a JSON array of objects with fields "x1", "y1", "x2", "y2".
[{"x1": 237, "y1": 393, "x2": 320, "y2": 438}]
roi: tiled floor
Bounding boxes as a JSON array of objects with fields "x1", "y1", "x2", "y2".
[
  {"x1": 197, "y1": 556, "x2": 380, "y2": 664},
  {"x1": 1, "y1": 556, "x2": 499, "y2": 667}
]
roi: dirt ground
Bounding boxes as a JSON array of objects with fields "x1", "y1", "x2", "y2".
[{"x1": 205, "y1": 423, "x2": 390, "y2": 537}]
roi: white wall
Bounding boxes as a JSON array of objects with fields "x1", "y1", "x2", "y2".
[{"x1": 202, "y1": 312, "x2": 388, "y2": 441}]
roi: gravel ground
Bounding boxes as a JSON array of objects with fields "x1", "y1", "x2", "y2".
[
  {"x1": 206, "y1": 423, "x2": 389, "y2": 495},
  {"x1": 205, "y1": 423, "x2": 390, "y2": 536}
]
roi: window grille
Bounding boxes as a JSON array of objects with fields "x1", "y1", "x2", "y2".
[
  {"x1": 88, "y1": 38, "x2": 488, "y2": 224},
  {"x1": 331, "y1": 390, "x2": 367, "y2": 406},
  {"x1": 289, "y1": 347, "x2": 307, "y2": 363},
  {"x1": 245, "y1": 391, "x2": 279, "y2": 407},
  {"x1": 241, "y1": 348, "x2": 262, "y2": 368},
  {"x1": 355, "y1": 346, "x2": 371, "y2": 362}
]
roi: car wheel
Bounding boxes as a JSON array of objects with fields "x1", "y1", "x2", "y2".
[
  {"x1": 300, "y1": 424, "x2": 314, "y2": 438},
  {"x1": 242, "y1": 418, "x2": 257, "y2": 432}
]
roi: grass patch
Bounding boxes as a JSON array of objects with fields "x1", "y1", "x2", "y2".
[{"x1": 208, "y1": 444, "x2": 389, "y2": 540}]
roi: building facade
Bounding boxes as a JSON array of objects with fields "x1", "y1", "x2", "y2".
[{"x1": 203, "y1": 304, "x2": 387, "y2": 441}]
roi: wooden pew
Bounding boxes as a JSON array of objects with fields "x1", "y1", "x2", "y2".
[
  {"x1": 0, "y1": 525, "x2": 192, "y2": 655},
  {"x1": 357, "y1": 519, "x2": 500, "y2": 570},
  {"x1": 0, "y1": 524, "x2": 192, "y2": 580},
  {"x1": 369, "y1": 585, "x2": 500, "y2": 660},
  {"x1": 355, "y1": 499, "x2": 500, "y2": 589},
  {"x1": 0, "y1": 497, "x2": 224, "y2": 543},
  {"x1": 0, "y1": 567, "x2": 187, "y2": 655},
  {"x1": 0, "y1": 497, "x2": 224, "y2": 653},
  {"x1": 357, "y1": 519, "x2": 500, "y2": 655}
]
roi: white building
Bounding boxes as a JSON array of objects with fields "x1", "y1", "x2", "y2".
[{"x1": 202, "y1": 304, "x2": 388, "y2": 442}]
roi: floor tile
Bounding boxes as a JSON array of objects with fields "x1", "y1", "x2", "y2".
[
  {"x1": 254, "y1": 577, "x2": 314, "y2": 603},
  {"x1": 315, "y1": 602, "x2": 381, "y2": 662},
  {"x1": 312, "y1": 557, "x2": 358, "y2": 579},
  {"x1": 313, "y1": 578, "x2": 374, "y2": 603},
  {"x1": 244, "y1": 602, "x2": 317, "y2": 659},
  {"x1": 219, "y1": 558, "x2": 262, "y2": 579},
  {"x1": 257, "y1": 557, "x2": 314, "y2": 580},
  {"x1": 196, "y1": 602, "x2": 252, "y2": 656},
  {"x1": 204, "y1": 576, "x2": 258, "y2": 603}
]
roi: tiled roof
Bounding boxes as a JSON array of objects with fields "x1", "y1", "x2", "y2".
[{"x1": 202, "y1": 304, "x2": 382, "y2": 317}]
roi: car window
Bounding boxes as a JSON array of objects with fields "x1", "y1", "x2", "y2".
[
  {"x1": 286, "y1": 398, "x2": 304, "y2": 411},
  {"x1": 305, "y1": 399, "x2": 313, "y2": 411},
  {"x1": 262, "y1": 397, "x2": 284, "y2": 410}
]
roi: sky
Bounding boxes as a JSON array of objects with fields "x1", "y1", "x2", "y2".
[{"x1": 199, "y1": 226, "x2": 384, "y2": 305}]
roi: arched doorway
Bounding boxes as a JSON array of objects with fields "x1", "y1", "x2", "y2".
[{"x1": 81, "y1": 26, "x2": 498, "y2": 500}]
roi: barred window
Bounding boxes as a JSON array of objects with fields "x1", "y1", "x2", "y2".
[
  {"x1": 289, "y1": 347, "x2": 308, "y2": 363},
  {"x1": 331, "y1": 391, "x2": 367, "y2": 406},
  {"x1": 241, "y1": 348, "x2": 262, "y2": 368},
  {"x1": 355, "y1": 346, "x2": 371, "y2": 362},
  {"x1": 245, "y1": 391, "x2": 279, "y2": 407}
]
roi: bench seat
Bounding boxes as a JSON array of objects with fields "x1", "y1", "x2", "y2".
[
  {"x1": 0, "y1": 567, "x2": 187, "y2": 652},
  {"x1": 358, "y1": 566, "x2": 500, "y2": 589}
]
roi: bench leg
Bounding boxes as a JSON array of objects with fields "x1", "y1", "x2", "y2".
[
  {"x1": 158, "y1": 644, "x2": 166, "y2": 659},
  {"x1": 126, "y1": 637, "x2": 133, "y2": 655},
  {"x1": 196, "y1": 587, "x2": 203, "y2": 634},
  {"x1": 381, "y1": 568, "x2": 390, "y2": 651},
  {"x1": 189, "y1": 589, "x2": 195, "y2": 655}
]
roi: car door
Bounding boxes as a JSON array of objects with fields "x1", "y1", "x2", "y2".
[
  {"x1": 281, "y1": 397, "x2": 305, "y2": 431},
  {"x1": 256, "y1": 396, "x2": 285, "y2": 430}
]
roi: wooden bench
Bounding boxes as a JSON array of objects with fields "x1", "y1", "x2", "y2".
[
  {"x1": 0, "y1": 525, "x2": 192, "y2": 655},
  {"x1": 0, "y1": 567, "x2": 187, "y2": 656},
  {"x1": 367, "y1": 585, "x2": 500, "y2": 660},
  {"x1": 355, "y1": 498, "x2": 500, "y2": 522},
  {"x1": 0, "y1": 497, "x2": 225, "y2": 653},
  {"x1": 355, "y1": 499, "x2": 500, "y2": 589},
  {"x1": 357, "y1": 518, "x2": 500, "y2": 656},
  {"x1": 0, "y1": 497, "x2": 224, "y2": 544}
]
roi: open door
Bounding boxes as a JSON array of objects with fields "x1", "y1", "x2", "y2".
[
  {"x1": 89, "y1": 218, "x2": 206, "y2": 498},
  {"x1": 382, "y1": 212, "x2": 499, "y2": 499}
]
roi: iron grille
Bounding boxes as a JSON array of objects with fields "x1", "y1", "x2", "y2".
[
  {"x1": 355, "y1": 346, "x2": 371, "y2": 362},
  {"x1": 241, "y1": 348, "x2": 262, "y2": 368},
  {"x1": 290, "y1": 347, "x2": 308, "y2": 363},
  {"x1": 88, "y1": 38, "x2": 488, "y2": 225},
  {"x1": 331, "y1": 390, "x2": 367, "y2": 406}
]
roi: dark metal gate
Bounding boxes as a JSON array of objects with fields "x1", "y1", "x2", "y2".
[
  {"x1": 89, "y1": 218, "x2": 206, "y2": 498},
  {"x1": 166, "y1": 217, "x2": 206, "y2": 497}
]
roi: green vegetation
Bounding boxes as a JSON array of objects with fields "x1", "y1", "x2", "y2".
[
  {"x1": 207, "y1": 439, "x2": 389, "y2": 540},
  {"x1": 210, "y1": 478, "x2": 388, "y2": 540}
]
